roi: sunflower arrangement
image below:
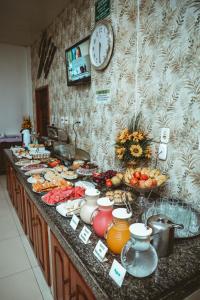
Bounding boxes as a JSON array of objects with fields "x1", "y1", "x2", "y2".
[
  {"x1": 21, "y1": 116, "x2": 32, "y2": 131},
  {"x1": 115, "y1": 114, "x2": 152, "y2": 163}
]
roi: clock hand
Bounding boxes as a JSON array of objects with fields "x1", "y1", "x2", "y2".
[{"x1": 99, "y1": 42, "x2": 101, "y2": 64}]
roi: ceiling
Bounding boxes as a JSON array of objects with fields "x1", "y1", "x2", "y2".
[{"x1": 0, "y1": 0, "x2": 68, "y2": 46}]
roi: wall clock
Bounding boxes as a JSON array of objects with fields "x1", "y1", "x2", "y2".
[{"x1": 89, "y1": 20, "x2": 114, "y2": 70}]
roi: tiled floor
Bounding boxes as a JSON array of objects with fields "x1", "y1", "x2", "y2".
[{"x1": 0, "y1": 175, "x2": 53, "y2": 300}]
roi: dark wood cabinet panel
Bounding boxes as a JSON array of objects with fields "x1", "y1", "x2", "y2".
[
  {"x1": 70, "y1": 265, "x2": 95, "y2": 300},
  {"x1": 51, "y1": 232, "x2": 95, "y2": 300},
  {"x1": 51, "y1": 232, "x2": 70, "y2": 300},
  {"x1": 25, "y1": 192, "x2": 35, "y2": 249},
  {"x1": 34, "y1": 206, "x2": 51, "y2": 285}
]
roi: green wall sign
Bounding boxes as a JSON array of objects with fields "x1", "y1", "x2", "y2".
[{"x1": 95, "y1": 0, "x2": 110, "y2": 22}]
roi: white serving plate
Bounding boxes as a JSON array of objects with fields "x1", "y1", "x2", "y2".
[
  {"x1": 25, "y1": 168, "x2": 47, "y2": 176},
  {"x1": 56, "y1": 199, "x2": 83, "y2": 217},
  {"x1": 75, "y1": 181, "x2": 95, "y2": 189},
  {"x1": 27, "y1": 176, "x2": 44, "y2": 184},
  {"x1": 15, "y1": 160, "x2": 40, "y2": 166}
]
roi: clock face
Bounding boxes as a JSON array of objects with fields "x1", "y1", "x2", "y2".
[{"x1": 89, "y1": 21, "x2": 114, "y2": 70}]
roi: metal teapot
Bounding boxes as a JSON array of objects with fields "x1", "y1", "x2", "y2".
[{"x1": 147, "y1": 214, "x2": 184, "y2": 257}]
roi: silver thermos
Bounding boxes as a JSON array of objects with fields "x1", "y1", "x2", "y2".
[{"x1": 147, "y1": 214, "x2": 184, "y2": 257}]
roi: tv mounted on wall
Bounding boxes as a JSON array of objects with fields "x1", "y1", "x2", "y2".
[{"x1": 65, "y1": 36, "x2": 91, "y2": 86}]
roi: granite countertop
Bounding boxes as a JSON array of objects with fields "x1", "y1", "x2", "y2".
[{"x1": 5, "y1": 150, "x2": 200, "y2": 300}]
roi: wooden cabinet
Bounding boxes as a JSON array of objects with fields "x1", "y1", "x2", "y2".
[
  {"x1": 51, "y1": 233, "x2": 71, "y2": 300},
  {"x1": 34, "y1": 206, "x2": 51, "y2": 285},
  {"x1": 70, "y1": 266, "x2": 95, "y2": 300},
  {"x1": 51, "y1": 232, "x2": 95, "y2": 300},
  {"x1": 24, "y1": 192, "x2": 50, "y2": 285}
]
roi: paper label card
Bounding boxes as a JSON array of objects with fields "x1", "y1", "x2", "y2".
[
  {"x1": 70, "y1": 214, "x2": 80, "y2": 230},
  {"x1": 109, "y1": 259, "x2": 126, "y2": 287},
  {"x1": 79, "y1": 226, "x2": 92, "y2": 244},
  {"x1": 93, "y1": 240, "x2": 108, "y2": 262}
]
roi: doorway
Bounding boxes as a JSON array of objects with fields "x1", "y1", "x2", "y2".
[{"x1": 35, "y1": 85, "x2": 50, "y2": 137}]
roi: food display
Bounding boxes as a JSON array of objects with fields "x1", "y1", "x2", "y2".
[
  {"x1": 21, "y1": 163, "x2": 47, "y2": 171},
  {"x1": 27, "y1": 175, "x2": 44, "y2": 184},
  {"x1": 44, "y1": 170, "x2": 63, "y2": 181},
  {"x1": 124, "y1": 167, "x2": 168, "y2": 190},
  {"x1": 42, "y1": 186, "x2": 85, "y2": 205},
  {"x1": 56, "y1": 199, "x2": 83, "y2": 217},
  {"x1": 32, "y1": 178, "x2": 71, "y2": 193},
  {"x1": 15, "y1": 159, "x2": 40, "y2": 166},
  {"x1": 92, "y1": 170, "x2": 123, "y2": 188},
  {"x1": 53, "y1": 165, "x2": 68, "y2": 173},
  {"x1": 71, "y1": 160, "x2": 84, "y2": 170},
  {"x1": 105, "y1": 189, "x2": 134, "y2": 205},
  {"x1": 77, "y1": 162, "x2": 98, "y2": 176},
  {"x1": 61, "y1": 170, "x2": 78, "y2": 180}
]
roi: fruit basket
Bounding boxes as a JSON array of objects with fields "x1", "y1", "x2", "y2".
[{"x1": 123, "y1": 167, "x2": 168, "y2": 207}]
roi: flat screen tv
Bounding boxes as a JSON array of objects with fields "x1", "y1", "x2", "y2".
[{"x1": 65, "y1": 36, "x2": 91, "y2": 86}]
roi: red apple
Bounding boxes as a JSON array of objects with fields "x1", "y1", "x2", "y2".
[
  {"x1": 130, "y1": 177, "x2": 138, "y2": 186},
  {"x1": 141, "y1": 174, "x2": 149, "y2": 181},
  {"x1": 134, "y1": 171, "x2": 141, "y2": 179}
]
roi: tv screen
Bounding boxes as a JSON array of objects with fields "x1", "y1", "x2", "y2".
[{"x1": 65, "y1": 36, "x2": 91, "y2": 86}]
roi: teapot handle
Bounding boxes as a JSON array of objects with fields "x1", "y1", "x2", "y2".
[
  {"x1": 90, "y1": 208, "x2": 99, "y2": 225},
  {"x1": 121, "y1": 239, "x2": 135, "y2": 265}
]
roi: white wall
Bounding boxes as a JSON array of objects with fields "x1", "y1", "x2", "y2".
[{"x1": 0, "y1": 43, "x2": 32, "y2": 135}]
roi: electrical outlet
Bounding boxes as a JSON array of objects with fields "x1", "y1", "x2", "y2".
[
  {"x1": 160, "y1": 128, "x2": 170, "y2": 144},
  {"x1": 158, "y1": 143, "x2": 168, "y2": 160}
]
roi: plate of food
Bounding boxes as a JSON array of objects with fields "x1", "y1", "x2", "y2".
[
  {"x1": 75, "y1": 180, "x2": 95, "y2": 189},
  {"x1": 32, "y1": 178, "x2": 72, "y2": 193},
  {"x1": 27, "y1": 175, "x2": 44, "y2": 184},
  {"x1": 56, "y1": 198, "x2": 83, "y2": 217},
  {"x1": 44, "y1": 170, "x2": 63, "y2": 181},
  {"x1": 15, "y1": 159, "x2": 41, "y2": 167},
  {"x1": 53, "y1": 165, "x2": 68, "y2": 173},
  {"x1": 105, "y1": 189, "x2": 134, "y2": 206},
  {"x1": 25, "y1": 168, "x2": 48, "y2": 176},
  {"x1": 21, "y1": 163, "x2": 47, "y2": 171},
  {"x1": 76, "y1": 162, "x2": 98, "y2": 176},
  {"x1": 61, "y1": 170, "x2": 78, "y2": 180},
  {"x1": 41, "y1": 186, "x2": 85, "y2": 206}
]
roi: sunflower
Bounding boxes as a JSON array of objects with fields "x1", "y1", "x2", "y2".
[
  {"x1": 130, "y1": 144, "x2": 143, "y2": 157},
  {"x1": 116, "y1": 128, "x2": 130, "y2": 144},
  {"x1": 131, "y1": 131, "x2": 145, "y2": 142},
  {"x1": 116, "y1": 147, "x2": 125, "y2": 160}
]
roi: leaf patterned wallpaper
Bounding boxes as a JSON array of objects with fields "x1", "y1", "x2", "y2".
[{"x1": 31, "y1": 0, "x2": 200, "y2": 207}]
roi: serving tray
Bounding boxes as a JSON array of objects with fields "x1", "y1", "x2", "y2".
[{"x1": 141, "y1": 199, "x2": 200, "y2": 239}]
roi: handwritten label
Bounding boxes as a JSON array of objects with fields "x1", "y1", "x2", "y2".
[
  {"x1": 70, "y1": 214, "x2": 80, "y2": 230},
  {"x1": 93, "y1": 240, "x2": 108, "y2": 262},
  {"x1": 79, "y1": 226, "x2": 92, "y2": 244},
  {"x1": 109, "y1": 259, "x2": 126, "y2": 287}
]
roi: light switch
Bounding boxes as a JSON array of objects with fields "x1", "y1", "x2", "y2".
[
  {"x1": 160, "y1": 128, "x2": 170, "y2": 143},
  {"x1": 158, "y1": 143, "x2": 168, "y2": 160}
]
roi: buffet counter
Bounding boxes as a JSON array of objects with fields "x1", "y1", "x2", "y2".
[{"x1": 4, "y1": 149, "x2": 200, "y2": 300}]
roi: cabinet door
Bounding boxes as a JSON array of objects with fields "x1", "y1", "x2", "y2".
[
  {"x1": 51, "y1": 232, "x2": 70, "y2": 300},
  {"x1": 70, "y1": 264, "x2": 95, "y2": 300},
  {"x1": 25, "y1": 193, "x2": 35, "y2": 250},
  {"x1": 34, "y1": 207, "x2": 50, "y2": 285}
]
